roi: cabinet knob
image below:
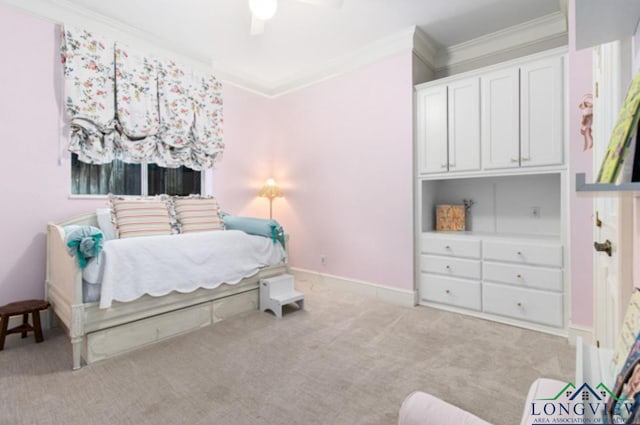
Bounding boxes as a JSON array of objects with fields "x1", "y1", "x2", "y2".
[
  {"x1": 510, "y1": 157, "x2": 519, "y2": 163},
  {"x1": 516, "y1": 274, "x2": 522, "y2": 279},
  {"x1": 517, "y1": 251, "x2": 523, "y2": 256},
  {"x1": 521, "y1": 156, "x2": 530, "y2": 161},
  {"x1": 445, "y1": 289, "x2": 450, "y2": 294},
  {"x1": 449, "y1": 162, "x2": 456, "y2": 168},
  {"x1": 440, "y1": 163, "x2": 448, "y2": 169},
  {"x1": 445, "y1": 265, "x2": 451, "y2": 269},
  {"x1": 444, "y1": 245, "x2": 451, "y2": 250},
  {"x1": 517, "y1": 302, "x2": 523, "y2": 308}
]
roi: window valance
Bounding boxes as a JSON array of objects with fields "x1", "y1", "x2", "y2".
[{"x1": 61, "y1": 26, "x2": 224, "y2": 171}]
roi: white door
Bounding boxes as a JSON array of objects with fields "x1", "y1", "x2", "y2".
[
  {"x1": 592, "y1": 40, "x2": 634, "y2": 349},
  {"x1": 448, "y1": 77, "x2": 481, "y2": 172},
  {"x1": 520, "y1": 56, "x2": 564, "y2": 168},
  {"x1": 416, "y1": 85, "x2": 448, "y2": 175},
  {"x1": 481, "y1": 68, "x2": 520, "y2": 169}
]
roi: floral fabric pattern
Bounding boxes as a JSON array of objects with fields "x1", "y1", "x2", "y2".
[
  {"x1": 115, "y1": 43, "x2": 160, "y2": 163},
  {"x1": 61, "y1": 25, "x2": 117, "y2": 164},
  {"x1": 61, "y1": 26, "x2": 224, "y2": 170},
  {"x1": 191, "y1": 72, "x2": 224, "y2": 170}
]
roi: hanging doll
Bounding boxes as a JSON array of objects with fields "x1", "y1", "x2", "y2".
[{"x1": 579, "y1": 93, "x2": 593, "y2": 151}]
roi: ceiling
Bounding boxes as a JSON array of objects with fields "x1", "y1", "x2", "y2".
[{"x1": 6, "y1": 0, "x2": 563, "y2": 94}]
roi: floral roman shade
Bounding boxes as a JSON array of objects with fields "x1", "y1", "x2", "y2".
[
  {"x1": 61, "y1": 26, "x2": 224, "y2": 170},
  {"x1": 61, "y1": 26, "x2": 117, "y2": 164}
]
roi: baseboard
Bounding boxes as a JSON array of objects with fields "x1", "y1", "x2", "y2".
[
  {"x1": 290, "y1": 267, "x2": 416, "y2": 307},
  {"x1": 568, "y1": 324, "x2": 593, "y2": 346}
]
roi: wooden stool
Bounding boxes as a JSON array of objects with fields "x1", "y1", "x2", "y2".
[{"x1": 0, "y1": 300, "x2": 50, "y2": 350}]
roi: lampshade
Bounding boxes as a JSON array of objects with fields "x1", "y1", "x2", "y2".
[
  {"x1": 249, "y1": 0, "x2": 278, "y2": 20},
  {"x1": 258, "y1": 178, "x2": 283, "y2": 199}
]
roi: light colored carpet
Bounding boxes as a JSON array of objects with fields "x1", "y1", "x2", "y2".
[{"x1": 0, "y1": 280, "x2": 573, "y2": 425}]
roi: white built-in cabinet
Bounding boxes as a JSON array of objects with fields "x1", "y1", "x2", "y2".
[
  {"x1": 414, "y1": 48, "x2": 568, "y2": 335},
  {"x1": 416, "y1": 53, "x2": 564, "y2": 176},
  {"x1": 416, "y1": 78, "x2": 480, "y2": 174}
]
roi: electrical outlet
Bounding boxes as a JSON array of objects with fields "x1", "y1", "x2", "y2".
[
  {"x1": 531, "y1": 207, "x2": 540, "y2": 218},
  {"x1": 320, "y1": 255, "x2": 327, "y2": 265}
]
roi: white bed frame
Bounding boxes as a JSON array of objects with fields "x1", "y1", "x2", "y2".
[{"x1": 46, "y1": 213, "x2": 288, "y2": 370}]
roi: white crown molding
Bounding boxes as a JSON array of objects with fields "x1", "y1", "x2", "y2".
[
  {"x1": 262, "y1": 25, "x2": 418, "y2": 97},
  {"x1": 0, "y1": 0, "x2": 213, "y2": 72},
  {"x1": 412, "y1": 27, "x2": 437, "y2": 72},
  {"x1": 434, "y1": 11, "x2": 568, "y2": 72},
  {"x1": 2, "y1": 0, "x2": 567, "y2": 97}
]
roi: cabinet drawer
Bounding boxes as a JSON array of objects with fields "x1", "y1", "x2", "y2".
[
  {"x1": 483, "y1": 240, "x2": 562, "y2": 267},
  {"x1": 482, "y1": 282, "x2": 563, "y2": 327},
  {"x1": 421, "y1": 255, "x2": 481, "y2": 279},
  {"x1": 419, "y1": 274, "x2": 481, "y2": 311},
  {"x1": 483, "y1": 262, "x2": 563, "y2": 292},
  {"x1": 421, "y1": 234, "x2": 481, "y2": 259}
]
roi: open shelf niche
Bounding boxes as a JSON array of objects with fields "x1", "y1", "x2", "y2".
[{"x1": 420, "y1": 173, "x2": 562, "y2": 239}]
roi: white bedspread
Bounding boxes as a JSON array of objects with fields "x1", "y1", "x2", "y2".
[{"x1": 83, "y1": 230, "x2": 286, "y2": 308}]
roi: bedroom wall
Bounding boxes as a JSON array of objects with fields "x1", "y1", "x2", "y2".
[
  {"x1": 269, "y1": 53, "x2": 415, "y2": 290},
  {"x1": 568, "y1": 0, "x2": 594, "y2": 328},
  {"x1": 0, "y1": 6, "x2": 106, "y2": 304},
  {"x1": 0, "y1": 5, "x2": 282, "y2": 305}
]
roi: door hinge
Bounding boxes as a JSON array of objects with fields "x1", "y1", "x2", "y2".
[{"x1": 595, "y1": 82, "x2": 599, "y2": 98}]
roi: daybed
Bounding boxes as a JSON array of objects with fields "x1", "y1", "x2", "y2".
[{"x1": 46, "y1": 212, "x2": 288, "y2": 370}]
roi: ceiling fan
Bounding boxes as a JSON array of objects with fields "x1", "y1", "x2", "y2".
[{"x1": 249, "y1": 0, "x2": 344, "y2": 35}]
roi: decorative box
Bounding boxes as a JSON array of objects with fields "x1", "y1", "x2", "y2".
[{"x1": 436, "y1": 204, "x2": 466, "y2": 231}]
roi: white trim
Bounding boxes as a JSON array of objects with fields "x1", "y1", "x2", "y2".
[
  {"x1": 412, "y1": 27, "x2": 437, "y2": 74},
  {"x1": 2, "y1": 0, "x2": 568, "y2": 97},
  {"x1": 0, "y1": 0, "x2": 213, "y2": 72},
  {"x1": 568, "y1": 324, "x2": 593, "y2": 346},
  {"x1": 290, "y1": 267, "x2": 416, "y2": 307},
  {"x1": 260, "y1": 26, "x2": 418, "y2": 98},
  {"x1": 434, "y1": 12, "x2": 567, "y2": 75}
]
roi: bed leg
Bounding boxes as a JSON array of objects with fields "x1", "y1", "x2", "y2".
[{"x1": 71, "y1": 336, "x2": 83, "y2": 370}]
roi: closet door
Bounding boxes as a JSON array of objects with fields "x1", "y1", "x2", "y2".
[
  {"x1": 448, "y1": 78, "x2": 481, "y2": 172},
  {"x1": 481, "y1": 68, "x2": 520, "y2": 169},
  {"x1": 520, "y1": 56, "x2": 564, "y2": 168},
  {"x1": 416, "y1": 85, "x2": 448, "y2": 175}
]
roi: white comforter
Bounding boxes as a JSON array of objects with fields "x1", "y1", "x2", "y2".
[{"x1": 83, "y1": 230, "x2": 286, "y2": 308}]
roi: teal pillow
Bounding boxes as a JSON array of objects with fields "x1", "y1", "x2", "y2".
[{"x1": 222, "y1": 215, "x2": 284, "y2": 248}]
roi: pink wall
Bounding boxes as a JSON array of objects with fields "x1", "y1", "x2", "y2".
[
  {"x1": 0, "y1": 6, "x2": 105, "y2": 305},
  {"x1": 0, "y1": 5, "x2": 415, "y2": 306},
  {"x1": 269, "y1": 53, "x2": 415, "y2": 289},
  {"x1": 568, "y1": 0, "x2": 594, "y2": 327},
  {"x1": 213, "y1": 84, "x2": 277, "y2": 219}
]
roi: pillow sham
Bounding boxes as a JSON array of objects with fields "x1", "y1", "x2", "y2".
[
  {"x1": 109, "y1": 195, "x2": 174, "y2": 239},
  {"x1": 96, "y1": 208, "x2": 117, "y2": 240},
  {"x1": 172, "y1": 196, "x2": 223, "y2": 233}
]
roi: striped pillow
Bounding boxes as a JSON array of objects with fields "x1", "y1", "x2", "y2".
[
  {"x1": 110, "y1": 197, "x2": 173, "y2": 239},
  {"x1": 173, "y1": 197, "x2": 223, "y2": 233}
]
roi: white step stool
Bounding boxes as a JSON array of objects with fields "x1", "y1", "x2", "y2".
[{"x1": 260, "y1": 274, "x2": 304, "y2": 318}]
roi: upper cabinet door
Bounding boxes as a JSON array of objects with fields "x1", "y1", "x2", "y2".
[
  {"x1": 416, "y1": 86, "x2": 448, "y2": 175},
  {"x1": 481, "y1": 68, "x2": 520, "y2": 170},
  {"x1": 448, "y1": 77, "x2": 481, "y2": 172},
  {"x1": 520, "y1": 56, "x2": 564, "y2": 168}
]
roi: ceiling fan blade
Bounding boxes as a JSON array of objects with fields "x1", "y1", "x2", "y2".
[
  {"x1": 250, "y1": 15, "x2": 266, "y2": 35},
  {"x1": 295, "y1": 0, "x2": 343, "y2": 8}
]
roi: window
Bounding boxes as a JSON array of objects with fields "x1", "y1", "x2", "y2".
[{"x1": 71, "y1": 154, "x2": 202, "y2": 196}]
